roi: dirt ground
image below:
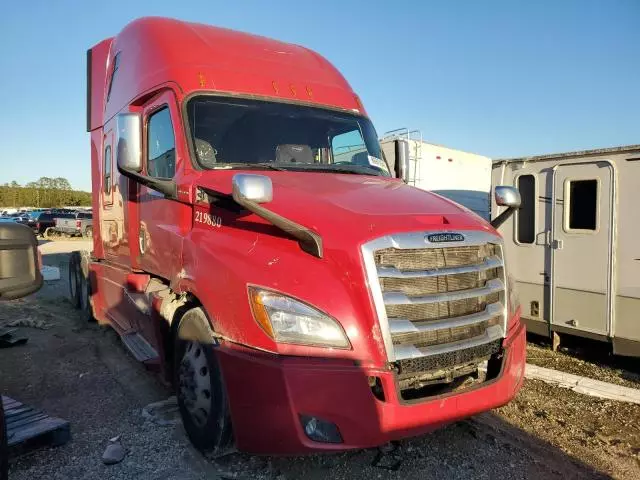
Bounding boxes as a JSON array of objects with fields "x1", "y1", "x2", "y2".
[
  {"x1": 526, "y1": 337, "x2": 640, "y2": 389},
  {"x1": 1, "y1": 242, "x2": 639, "y2": 479}
]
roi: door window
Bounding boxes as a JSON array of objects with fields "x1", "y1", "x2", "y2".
[
  {"x1": 565, "y1": 179, "x2": 598, "y2": 232},
  {"x1": 515, "y1": 174, "x2": 536, "y2": 244},
  {"x1": 104, "y1": 145, "x2": 112, "y2": 194},
  {"x1": 147, "y1": 107, "x2": 176, "y2": 179}
]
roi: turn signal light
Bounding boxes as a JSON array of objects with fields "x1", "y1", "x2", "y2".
[{"x1": 248, "y1": 288, "x2": 275, "y2": 339}]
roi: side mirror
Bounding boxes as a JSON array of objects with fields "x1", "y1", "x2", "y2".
[
  {"x1": 116, "y1": 113, "x2": 177, "y2": 199},
  {"x1": 491, "y1": 185, "x2": 521, "y2": 229},
  {"x1": 117, "y1": 113, "x2": 143, "y2": 172},
  {"x1": 0, "y1": 223, "x2": 42, "y2": 300},
  {"x1": 494, "y1": 186, "x2": 521, "y2": 208},
  {"x1": 232, "y1": 174, "x2": 273, "y2": 204}
]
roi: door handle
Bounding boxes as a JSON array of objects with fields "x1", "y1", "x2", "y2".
[{"x1": 552, "y1": 239, "x2": 564, "y2": 250}]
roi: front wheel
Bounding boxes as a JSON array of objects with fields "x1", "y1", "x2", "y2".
[
  {"x1": 68, "y1": 252, "x2": 82, "y2": 309},
  {"x1": 83, "y1": 226, "x2": 93, "y2": 239},
  {"x1": 174, "y1": 308, "x2": 232, "y2": 453},
  {"x1": 69, "y1": 251, "x2": 93, "y2": 321}
]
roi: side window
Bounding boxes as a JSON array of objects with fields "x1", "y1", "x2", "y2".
[
  {"x1": 515, "y1": 174, "x2": 536, "y2": 244},
  {"x1": 106, "y1": 52, "x2": 121, "y2": 102},
  {"x1": 147, "y1": 107, "x2": 176, "y2": 179},
  {"x1": 104, "y1": 145, "x2": 112, "y2": 194},
  {"x1": 566, "y1": 179, "x2": 598, "y2": 231}
]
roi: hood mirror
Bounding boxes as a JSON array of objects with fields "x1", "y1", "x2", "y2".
[
  {"x1": 491, "y1": 185, "x2": 522, "y2": 229},
  {"x1": 232, "y1": 174, "x2": 273, "y2": 204},
  {"x1": 494, "y1": 186, "x2": 521, "y2": 208}
]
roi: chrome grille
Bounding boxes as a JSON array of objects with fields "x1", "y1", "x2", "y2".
[
  {"x1": 392, "y1": 321, "x2": 489, "y2": 347},
  {"x1": 380, "y1": 269, "x2": 498, "y2": 297},
  {"x1": 362, "y1": 231, "x2": 507, "y2": 363},
  {"x1": 385, "y1": 293, "x2": 501, "y2": 321},
  {"x1": 375, "y1": 245, "x2": 497, "y2": 270}
]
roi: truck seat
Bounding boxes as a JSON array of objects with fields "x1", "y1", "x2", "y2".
[
  {"x1": 195, "y1": 138, "x2": 217, "y2": 167},
  {"x1": 275, "y1": 144, "x2": 313, "y2": 164}
]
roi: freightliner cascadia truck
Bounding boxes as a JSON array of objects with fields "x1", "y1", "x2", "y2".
[{"x1": 75, "y1": 17, "x2": 525, "y2": 454}]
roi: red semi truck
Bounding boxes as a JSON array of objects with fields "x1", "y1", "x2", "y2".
[{"x1": 75, "y1": 17, "x2": 525, "y2": 454}]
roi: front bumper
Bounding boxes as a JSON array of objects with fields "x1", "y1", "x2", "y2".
[{"x1": 217, "y1": 320, "x2": 526, "y2": 454}]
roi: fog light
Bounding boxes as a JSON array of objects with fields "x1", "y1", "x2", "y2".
[{"x1": 300, "y1": 415, "x2": 342, "y2": 444}]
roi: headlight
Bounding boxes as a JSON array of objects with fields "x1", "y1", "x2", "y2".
[{"x1": 248, "y1": 287, "x2": 351, "y2": 349}]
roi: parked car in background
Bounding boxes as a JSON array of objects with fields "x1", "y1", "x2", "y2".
[
  {"x1": 53, "y1": 211, "x2": 93, "y2": 238},
  {"x1": 7, "y1": 213, "x2": 31, "y2": 225},
  {"x1": 31, "y1": 211, "x2": 57, "y2": 236}
]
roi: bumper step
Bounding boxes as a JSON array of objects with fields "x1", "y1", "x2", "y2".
[{"x1": 122, "y1": 333, "x2": 159, "y2": 363}]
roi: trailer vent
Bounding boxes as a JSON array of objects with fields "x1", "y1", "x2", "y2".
[{"x1": 363, "y1": 231, "x2": 507, "y2": 366}]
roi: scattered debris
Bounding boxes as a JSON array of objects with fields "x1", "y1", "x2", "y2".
[
  {"x1": 102, "y1": 437, "x2": 126, "y2": 465},
  {"x1": 40, "y1": 265, "x2": 60, "y2": 281},
  {"x1": 525, "y1": 364, "x2": 640, "y2": 405},
  {"x1": 372, "y1": 442, "x2": 402, "y2": 471},
  {"x1": 142, "y1": 396, "x2": 181, "y2": 425},
  {"x1": 0, "y1": 328, "x2": 27, "y2": 348},
  {"x1": 5, "y1": 318, "x2": 50, "y2": 330},
  {"x1": 3, "y1": 396, "x2": 70, "y2": 456}
]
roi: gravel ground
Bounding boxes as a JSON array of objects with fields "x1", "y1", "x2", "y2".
[
  {"x1": 0, "y1": 241, "x2": 638, "y2": 479},
  {"x1": 527, "y1": 336, "x2": 640, "y2": 389}
]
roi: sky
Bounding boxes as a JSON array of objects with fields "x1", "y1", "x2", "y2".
[{"x1": 1, "y1": 0, "x2": 638, "y2": 192}]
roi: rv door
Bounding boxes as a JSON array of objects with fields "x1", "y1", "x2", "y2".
[{"x1": 551, "y1": 162, "x2": 614, "y2": 337}]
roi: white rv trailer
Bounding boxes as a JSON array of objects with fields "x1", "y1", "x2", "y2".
[
  {"x1": 380, "y1": 129, "x2": 492, "y2": 219},
  {"x1": 492, "y1": 144, "x2": 640, "y2": 357}
]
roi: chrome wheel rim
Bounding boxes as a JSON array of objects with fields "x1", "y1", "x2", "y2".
[{"x1": 179, "y1": 342, "x2": 212, "y2": 428}]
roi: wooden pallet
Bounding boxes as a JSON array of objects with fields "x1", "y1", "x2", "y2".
[{"x1": 2, "y1": 396, "x2": 70, "y2": 456}]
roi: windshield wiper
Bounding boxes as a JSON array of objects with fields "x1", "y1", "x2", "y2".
[
  {"x1": 283, "y1": 163, "x2": 384, "y2": 176},
  {"x1": 211, "y1": 162, "x2": 384, "y2": 176},
  {"x1": 212, "y1": 162, "x2": 286, "y2": 171}
]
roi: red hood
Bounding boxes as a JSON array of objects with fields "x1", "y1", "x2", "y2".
[{"x1": 195, "y1": 170, "x2": 495, "y2": 249}]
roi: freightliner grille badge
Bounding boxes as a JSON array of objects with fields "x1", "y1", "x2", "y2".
[{"x1": 426, "y1": 232, "x2": 465, "y2": 243}]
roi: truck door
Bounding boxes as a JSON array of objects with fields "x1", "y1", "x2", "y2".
[
  {"x1": 551, "y1": 162, "x2": 614, "y2": 337},
  {"x1": 137, "y1": 92, "x2": 185, "y2": 280}
]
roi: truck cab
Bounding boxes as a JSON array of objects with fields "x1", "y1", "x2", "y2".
[{"x1": 82, "y1": 17, "x2": 525, "y2": 454}]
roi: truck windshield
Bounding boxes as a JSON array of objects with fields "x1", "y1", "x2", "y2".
[{"x1": 186, "y1": 96, "x2": 389, "y2": 176}]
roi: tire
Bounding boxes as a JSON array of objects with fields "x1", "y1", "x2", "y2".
[
  {"x1": 68, "y1": 251, "x2": 82, "y2": 309},
  {"x1": 43, "y1": 227, "x2": 54, "y2": 240},
  {"x1": 83, "y1": 226, "x2": 93, "y2": 239},
  {"x1": 174, "y1": 307, "x2": 232, "y2": 453},
  {"x1": 78, "y1": 251, "x2": 94, "y2": 322}
]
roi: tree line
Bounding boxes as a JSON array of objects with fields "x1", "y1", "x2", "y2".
[{"x1": 0, "y1": 177, "x2": 91, "y2": 208}]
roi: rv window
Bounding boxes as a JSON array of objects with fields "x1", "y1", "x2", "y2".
[
  {"x1": 103, "y1": 145, "x2": 112, "y2": 194},
  {"x1": 516, "y1": 174, "x2": 535, "y2": 244},
  {"x1": 567, "y1": 179, "x2": 598, "y2": 231},
  {"x1": 147, "y1": 107, "x2": 176, "y2": 179}
]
